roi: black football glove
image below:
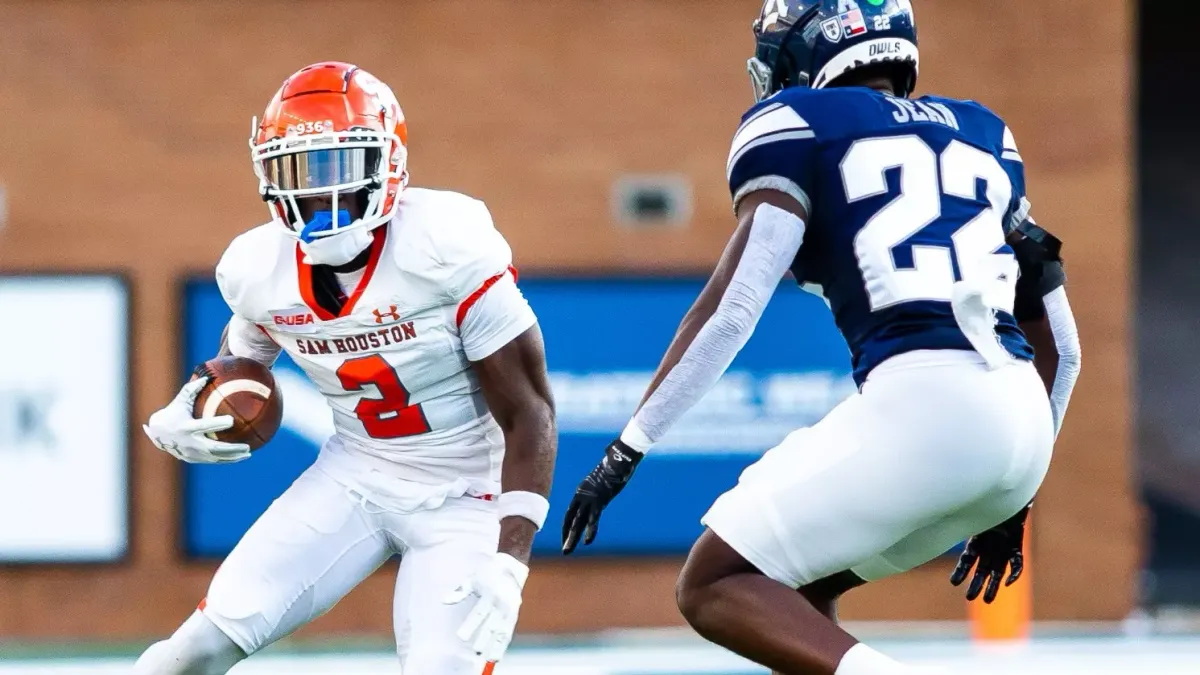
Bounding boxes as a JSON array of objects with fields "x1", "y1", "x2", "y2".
[
  {"x1": 561, "y1": 439, "x2": 644, "y2": 555},
  {"x1": 950, "y1": 502, "x2": 1032, "y2": 604}
]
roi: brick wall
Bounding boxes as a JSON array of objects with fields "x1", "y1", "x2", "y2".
[{"x1": 0, "y1": 0, "x2": 1133, "y2": 638}]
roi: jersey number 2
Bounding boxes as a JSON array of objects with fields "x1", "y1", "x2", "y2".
[
  {"x1": 336, "y1": 354, "x2": 431, "y2": 439},
  {"x1": 841, "y1": 136, "x2": 1015, "y2": 311}
]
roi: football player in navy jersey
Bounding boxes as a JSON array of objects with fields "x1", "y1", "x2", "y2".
[{"x1": 563, "y1": 1, "x2": 1081, "y2": 673}]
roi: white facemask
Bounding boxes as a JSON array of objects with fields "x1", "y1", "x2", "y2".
[{"x1": 298, "y1": 226, "x2": 375, "y2": 266}]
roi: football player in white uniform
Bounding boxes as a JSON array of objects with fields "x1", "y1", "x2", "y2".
[{"x1": 136, "y1": 62, "x2": 557, "y2": 675}]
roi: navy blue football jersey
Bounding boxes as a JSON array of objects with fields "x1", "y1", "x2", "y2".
[{"x1": 727, "y1": 86, "x2": 1034, "y2": 385}]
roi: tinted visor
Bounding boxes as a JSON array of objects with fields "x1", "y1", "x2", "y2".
[{"x1": 262, "y1": 148, "x2": 381, "y2": 191}]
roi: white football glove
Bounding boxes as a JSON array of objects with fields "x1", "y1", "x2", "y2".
[
  {"x1": 142, "y1": 377, "x2": 251, "y2": 464},
  {"x1": 443, "y1": 553, "x2": 529, "y2": 664}
]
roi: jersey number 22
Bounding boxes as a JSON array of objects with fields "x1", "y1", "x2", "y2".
[{"x1": 842, "y1": 136, "x2": 1016, "y2": 312}]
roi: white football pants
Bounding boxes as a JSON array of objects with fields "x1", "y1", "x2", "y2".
[
  {"x1": 703, "y1": 350, "x2": 1054, "y2": 588},
  {"x1": 198, "y1": 451, "x2": 498, "y2": 674}
]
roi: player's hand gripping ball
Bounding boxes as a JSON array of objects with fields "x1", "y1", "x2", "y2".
[{"x1": 191, "y1": 356, "x2": 284, "y2": 450}]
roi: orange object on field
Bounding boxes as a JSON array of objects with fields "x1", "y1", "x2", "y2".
[{"x1": 968, "y1": 520, "x2": 1032, "y2": 642}]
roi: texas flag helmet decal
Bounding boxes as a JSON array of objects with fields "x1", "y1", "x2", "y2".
[{"x1": 840, "y1": 8, "x2": 868, "y2": 37}]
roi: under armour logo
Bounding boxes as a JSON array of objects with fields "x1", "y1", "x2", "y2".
[{"x1": 372, "y1": 305, "x2": 401, "y2": 324}]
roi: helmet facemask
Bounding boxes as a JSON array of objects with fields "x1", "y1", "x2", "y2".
[
  {"x1": 250, "y1": 122, "x2": 406, "y2": 249},
  {"x1": 747, "y1": 3, "x2": 821, "y2": 102}
]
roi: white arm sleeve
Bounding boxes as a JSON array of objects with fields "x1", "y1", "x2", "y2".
[
  {"x1": 1043, "y1": 285, "x2": 1080, "y2": 437},
  {"x1": 619, "y1": 203, "x2": 806, "y2": 453},
  {"x1": 459, "y1": 272, "x2": 538, "y2": 361},
  {"x1": 226, "y1": 314, "x2": 282, "y2": 367}
]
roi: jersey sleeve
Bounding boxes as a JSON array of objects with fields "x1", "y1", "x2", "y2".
[
  {"x1": 430, "y1": 198, "x2": 515, "y2": 304},
  {"x1": 725, "y1": 101, "x2": 818, "y2": 213},
  {"x1": 214, "y1": 224, "x2": 285, "y2": 323},
  {"x1": 226, "y1": 314, "x2": 282, "y2": 365},
  {"x1": 422, "y1": 195, "x2": 537, "y2": 358},
  {"x1": 458, "y1": 271, "x2": 538, "y2": 361},
  {"x1": 999, "y1": 124, "x2": 1032, "y2": 233},
  {"x1": 215, "y1": 230, "x2": 284, "y2": 364},
  {"x1": 215, "y1": 241, "x2": 247, "y2": 317}
]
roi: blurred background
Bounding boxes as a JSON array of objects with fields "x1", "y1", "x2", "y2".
[{"x1": 0, "y1": 0, "x2": 1188, "y2": 672}]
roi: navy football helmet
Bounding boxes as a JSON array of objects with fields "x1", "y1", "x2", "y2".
[{"x1": 748, "y1": 0, "x2": 919, "y2": 101}]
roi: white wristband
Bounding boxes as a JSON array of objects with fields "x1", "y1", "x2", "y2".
[
  {"x1": 497, "y1": 490, "x2": 550, "y2": 531},
  {"x1": 619, "y1": 419, "x2": 654, "y2": 454}
]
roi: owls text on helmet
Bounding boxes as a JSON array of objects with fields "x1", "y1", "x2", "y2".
[{"x1": 748, "y1": 0, "x2": 919, "y2": 102}]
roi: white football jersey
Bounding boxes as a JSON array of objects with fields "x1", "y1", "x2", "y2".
[{"x1": 215, "y1": 188, "x2": 537, "y2": 496}]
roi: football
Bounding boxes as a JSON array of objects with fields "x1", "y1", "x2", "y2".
[{"x1": 191, "y1": 356, "x2": 283, "y2": 450}]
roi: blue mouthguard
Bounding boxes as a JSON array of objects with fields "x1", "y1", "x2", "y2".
[{"x1": 299, "y1": 209, "x2": 353, "y2": 244}]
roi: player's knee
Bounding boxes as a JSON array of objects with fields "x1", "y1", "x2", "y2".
[
  {"x1": 675, "y1": 566, "x2": 719, "y2": 632},
  {"x1": 675, "y1": 529, "x2": 754, "y2": 631},
  {"x1": 133, "y1": 611, "x2": 245, "y2": 675},
  {"x1": 674, "y1": 576, "x2": 698, "y2": 624},
  {"x1": 676, "y1": 577, "x2": 728, "y2": 639}
]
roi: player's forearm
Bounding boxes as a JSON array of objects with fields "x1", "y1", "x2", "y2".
[
  {"x1": 1018, "y1": 289, "x2": 1080, "y2": 437},
  {"x1": 470, "y1": 326, "x2": 557, "y2": 563},
  {"x1": 635, "y1": 224, "x2": 754, "y2": 412},
  {"x1": 1009, "y1": 222, "x2": 1076, "y2": 432},
  {"x1": 622, "y1": 203, "x2": 804, "y2": 453},
  {"x1": 623, "y1": 291, "x2": 762, "y2": 451},
  {"x1": 1042, "y1": 286, "x2": 1081, "y2": 435},
  {"x1": 639, "y1": 300, "x2": 719, "y2": 408},
  {"x1": 496, "y1": 400, "x2": 557, "y2": 563}
]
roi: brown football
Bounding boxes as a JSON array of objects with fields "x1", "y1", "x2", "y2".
[{"x1": 191, "y1": 356, "x2": 283, "y2": 451}]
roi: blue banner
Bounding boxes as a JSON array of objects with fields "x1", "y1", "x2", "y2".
[{"x1": 181, "y1": 277, "x2": 853, "y2": 558}]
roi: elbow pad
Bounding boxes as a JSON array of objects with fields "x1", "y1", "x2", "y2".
[{"x1": 1012, "y1": 223, "x2": 1065, "y2": 323}]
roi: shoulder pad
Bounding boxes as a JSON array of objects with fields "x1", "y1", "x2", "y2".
[
  {"x1": 391, "y1": 188, "x2": 514, "y2": 303},
  {"x1": 215, "y1": 223, "x2": 290, "y2": 321}
]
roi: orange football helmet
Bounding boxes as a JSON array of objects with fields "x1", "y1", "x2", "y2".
[{"x1": 250, "y1": 62, "x2": 408, "y2": 238}]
